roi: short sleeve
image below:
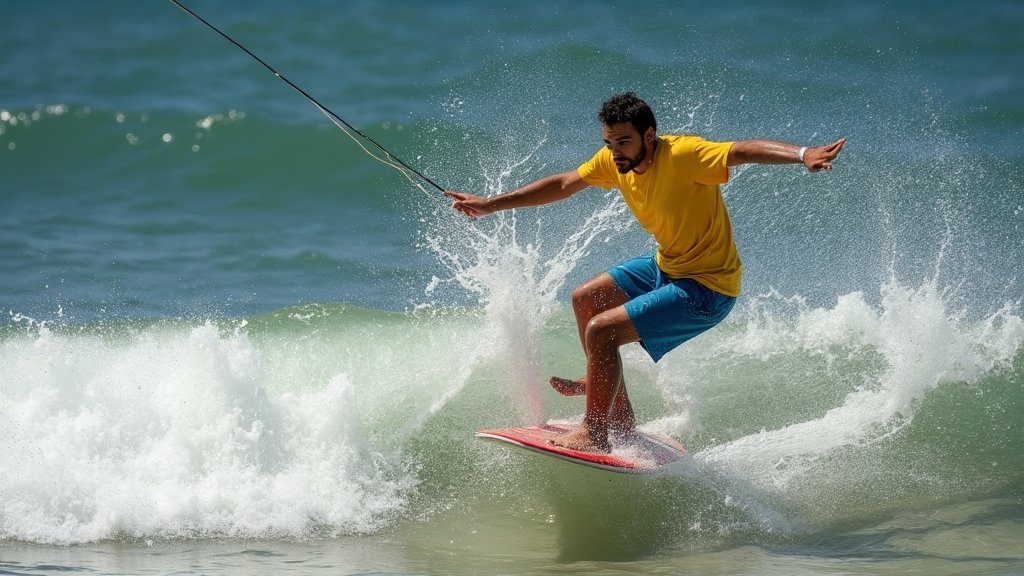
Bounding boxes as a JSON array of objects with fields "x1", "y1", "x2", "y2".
[
  {"x1": 577, "y1": 147, "x2": 617, "y2": 190},
  {"x1": 679, "y1": 137, "x2": 733, "y2": 185}
]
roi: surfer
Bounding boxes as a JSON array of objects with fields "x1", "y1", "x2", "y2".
[{"x1": 446, "y1": 92, "x2": 845, "y2": 453}]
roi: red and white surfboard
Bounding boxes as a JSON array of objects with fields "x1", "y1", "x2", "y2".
[{"x1": 476, "y1": 422, "x2": 685, "y2": 474}]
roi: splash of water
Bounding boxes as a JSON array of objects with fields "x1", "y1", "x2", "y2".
[
  {"x1": 423, "y1": 159, "x2": 631, "y2": 424},
  {"x1": 0, "y1": 318, "x2": 421, "y2": 544},
  {"x1": 663, "y1": 279, "x2": 1023, "y2": 512}
]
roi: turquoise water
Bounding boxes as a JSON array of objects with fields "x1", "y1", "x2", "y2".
[{"x1": 2, "y1": 1, "x2": 1022, "y2": 574}]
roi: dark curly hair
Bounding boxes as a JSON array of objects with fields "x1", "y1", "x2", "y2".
[{"x1": 598, "y1": 92, "x2": 657, "y2": 135}]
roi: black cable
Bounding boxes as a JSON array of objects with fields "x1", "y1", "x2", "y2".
[{"x1": 168, "y1": 0, "x2": 445, "y2": 193}]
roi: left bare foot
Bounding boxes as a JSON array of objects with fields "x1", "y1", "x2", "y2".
[
  {"x1": 549, "y1": 424, "x2": 610, "y2": 453},
  {"x1": 549, "y1": 376, "x2": 585, "y2": 396}
]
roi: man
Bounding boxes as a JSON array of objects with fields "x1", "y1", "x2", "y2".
[{"x1": 445, "y1": 92, "x2": 845, "y2": 453}]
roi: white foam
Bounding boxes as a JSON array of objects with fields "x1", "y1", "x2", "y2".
[
  {"x1": 425, "y1": 172, "x2": 631, "y2": 426},
  {"x1": 688, "y1": 280, "x2": 1022, "y2": 490},
  {"x1": 0, "y1": 319, "x2": 430, "y2": 544}
]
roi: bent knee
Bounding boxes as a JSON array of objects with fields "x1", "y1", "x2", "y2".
[
  {"x1": 570, "y1": 284, "x2": 591, "y2": 310},
  {"x1": 572, "y1": 274, "x2": 625, "y2": 313},
  {"x1": 584, "y1": 311, "x2": 637, "y2": 351}
]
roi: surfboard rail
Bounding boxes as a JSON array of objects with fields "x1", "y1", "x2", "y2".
[{"x1": 476, "y1": 422, "x2": 685, "y2": 474}]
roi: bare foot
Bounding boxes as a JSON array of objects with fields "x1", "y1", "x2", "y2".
[
  {"x1": 549, "y1": 376, "x2": 585, "y2": 396},
  {"x1": 549, "y1": 424, "x2": 610, "y2": 453}
]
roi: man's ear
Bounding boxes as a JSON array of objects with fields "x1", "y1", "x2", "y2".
[{"x1": 644, "y1": 127, "x2": 656, "y2": 144}]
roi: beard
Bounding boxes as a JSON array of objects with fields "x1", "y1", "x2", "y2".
[{"x1": 614, "y1": 139, "x2": 648, "y2": 174}]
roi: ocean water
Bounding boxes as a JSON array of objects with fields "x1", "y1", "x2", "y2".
[{"x1": 2, "y1": 1, "x2": 1023, "y2": 574}]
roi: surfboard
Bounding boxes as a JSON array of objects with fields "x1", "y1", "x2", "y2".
[{"x1": 476, "y1": 422, "x2": 685, "y2": 474}]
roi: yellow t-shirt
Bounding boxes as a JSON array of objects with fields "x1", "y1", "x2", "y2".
[{"x1": 577, "y1": 134, "x2": 741, "y2": 297}]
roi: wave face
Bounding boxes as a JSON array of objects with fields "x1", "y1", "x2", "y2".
[{"x1": 2, "y1": 281, "x2": 1021, "y2": 545}]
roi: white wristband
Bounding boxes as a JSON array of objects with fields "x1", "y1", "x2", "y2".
[{"x1": 798, "y1": 146, "x2": 808, "y2": 163}]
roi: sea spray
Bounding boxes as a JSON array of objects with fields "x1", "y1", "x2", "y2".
[
  {"x1": 424, "y1": 176, "x2": 631, "y2": 426},
  {"x1": 0, "y1": 312, "x2": 478, "y2": 543},
  {"x1": 705, "y1": 281, "x2": 1019, "y2": 475},
  {"x1": 639, "y1": 277, "x2": 1024, "y2": 532}
]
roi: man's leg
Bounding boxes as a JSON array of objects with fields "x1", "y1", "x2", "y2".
[
  {"x1": 550, "y1": 273, "x2": 636, "y2": 432},
  {"x1": 550, "y1": 304, "x2": 640, "y2": 452}
]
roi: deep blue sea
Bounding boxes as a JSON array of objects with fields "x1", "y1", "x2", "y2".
[{"x1": 2, "y1": 1, "x2": 1022, "y2": 574}]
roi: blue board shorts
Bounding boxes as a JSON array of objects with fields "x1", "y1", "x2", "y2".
[{"x1": 608, "y1": 253, "x2": 736, "y2": 362}]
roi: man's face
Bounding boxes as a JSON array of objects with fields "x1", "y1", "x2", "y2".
[{"x1": 602, "y1": 122, "x2": 653, "y2": 174}]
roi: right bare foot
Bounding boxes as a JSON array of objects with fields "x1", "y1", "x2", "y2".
[
  {"x1": 549, "y1": 422, "x2": 610, "y2": 453},
  {"x1": 549, "y1": 376, "x2": 585, "y2": 396}
]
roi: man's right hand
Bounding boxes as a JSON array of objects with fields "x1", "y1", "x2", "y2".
[
  {"x1": 444, "y1": 170, "x2": 588, "y2": 220},
  {"x1": 444, "y1": 191, "x2": 493, "y2": 220}
]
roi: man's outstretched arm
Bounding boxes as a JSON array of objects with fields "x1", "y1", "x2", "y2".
[
  {"x1": 444, "y1": 169, "x2": 589, "y2": 219},
  {"x1": 728, "y1": 138, "x2": 846, "y2": 172}
]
